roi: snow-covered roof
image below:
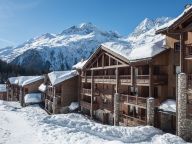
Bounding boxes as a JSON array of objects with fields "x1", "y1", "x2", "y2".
[
  {"x1": 38, "y1": 83, "x2": 47, "y2": 92},
  {"x1": 0, "y1": 84, "x2": 6, "y2": 92},
  {"x1": 48, "y1": 70, "x2": 78, "y2": 86},
  {"x1": 68, "y1": 102, "x2": 79, "y2": 111},
  {"x1": 24, "y1": 93, "x2": 42, "y2": 104},
  {"x1": 8, "y1": 77, "x2": 19, "y2": 85},
  {"x1": 102, "y1": 40, "x2": 166, "y2": 62},
  {"x1": 159, "y1": 99, "x2": 176, "y2": 113},
  {"x1": 157, "y1": 5, "x2": 192, "y2": 32},
  {"x1": 72, "y1": 59, "x2": 88, "y2": 69},
  {"x1": 8, "y1": 76, "x2": 44, "y2": 87}
]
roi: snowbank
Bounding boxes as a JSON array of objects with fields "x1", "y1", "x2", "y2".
[
  {"x1": 24, "y1": 93, "x2": 42, "y2": 104},
  {"x1": 68, "y1": 102, "x2": 79, "y2": 111},
  {"x1": 159, "y1": 99, "x2": 176, "y2": 113},
  {"x1": 48, "y1": 70, "x2": 79, "y2": 86},
  {"x1": 0, "y1": 84, "x2": 6, "y2": 92}
]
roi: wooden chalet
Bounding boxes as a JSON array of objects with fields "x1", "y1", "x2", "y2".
[
  {"x1": 156, "y1": 4, "x2": 192, "y2": 140},
  {"x1": 79, "y1": 42, "x2": 169, "y2": 126},
  {"x1": 7, "y1": 76, "x2": 44, "y2": 106},
  {"x1": 44, "y1": 70, "x2": 79, "y2": 114},
  {"x1": 0, "y1": 84, "x2": 7, "y2": 100}
]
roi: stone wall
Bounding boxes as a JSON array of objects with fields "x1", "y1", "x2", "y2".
[{"x1": 177, "y1": 73, "x2": 192, "y2": 142}]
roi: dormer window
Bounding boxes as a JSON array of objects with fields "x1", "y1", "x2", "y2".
[{"x1": 174, "y1": 42, "x2": 180, "y2": 52}]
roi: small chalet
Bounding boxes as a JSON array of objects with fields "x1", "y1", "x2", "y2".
[
  {"x1": 7, "y1": 76, "x2": 44, "y2": 106},
  {"x1": 45, "y1": 70, "x2": 79, "y2": 114},
  {"x1": 0, "y1": 84, "x2": 7, "y2": 100}
]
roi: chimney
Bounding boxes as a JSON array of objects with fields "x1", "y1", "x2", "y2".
[{"x1": 185, "y1": 4, "x2": 191, "y2": 9}]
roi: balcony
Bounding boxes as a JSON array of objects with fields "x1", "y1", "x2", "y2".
[
  {"x1": 119, "y1": 75, "x2": 131, "y2": 85},
  {"x1": 82, "y1": 88, "x2": 91, "y2": 96},
  {"x1": 121, "y1": 94, "x2": 147, "y2": 108},
  {"x1": 135, "y1": 75, "x2": 150, "y2": 85},
  {"x1": 120, "y1": 114, "x2": 146, "y2": 126},
  {"x1": 80, "y1": 100, "x2": 99, "y2": 110},
  {"x1": 94, "y1": 75, "x2": 116, "y2": 84}
]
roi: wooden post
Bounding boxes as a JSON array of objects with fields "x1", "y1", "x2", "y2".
[
  {"x1": 116, "y1": 67, "x2": 119, "y2": 93},
  {"x1": 102, "y1": 54, "x2": 104, "y2": 67},
  {"x1": 131, "y1": 66, "x2": 134, "y2": 86},
  {"x1": 91, "y1": 70, "x2": 94, "y2": 119},
  {"x1": 180, "y1": 33, "x2": 184, "y2": 72},
  {"x1": 114, "y1": 67, "x2": 120, "y2": 126},
  {"x1": 149, "y1": 65, "x2": 153, "y2": 97}
]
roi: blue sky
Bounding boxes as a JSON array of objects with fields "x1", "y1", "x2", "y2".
[{"x1": 0, "y1": 0, "x2": 191, "y2": 48}]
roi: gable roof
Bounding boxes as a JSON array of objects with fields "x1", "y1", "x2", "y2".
[
  {"x1": 156, "y1": 6, "x2": 192, "y2": 34},
  {"x1": 72, "y1": 59, "x2": 88, "y2": 70},
  {"x1": 8, "y1": 76, "x2": 44, "y2": 87},
  {"x1": 48, "y1": 70, "x2": 78, "y2": 86},
  {"x1": 82, "y1": 40, "x2": 167, "y2": 69}
]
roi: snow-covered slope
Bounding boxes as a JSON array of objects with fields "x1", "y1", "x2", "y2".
[
  {"x1": 0, "y1": 23, "x2": 120, "y2": 71},
  {"x1": 0, "y1": 18, "x2": 172, "y2": 71},
  {"x1": 0, "y1": 100, "x2": 187, "y2": 144}
]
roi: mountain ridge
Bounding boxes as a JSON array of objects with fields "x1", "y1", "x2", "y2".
[{"x1": 0, "y1": 17, "x2": 172, "y2": 71}]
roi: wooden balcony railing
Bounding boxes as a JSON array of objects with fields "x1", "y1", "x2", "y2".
[
  {"x1": 119, "y1": 75, "x2": 131, "y2": 85},
  {"x1": 80, "y1": 100, "x2": 99, "y2": 110},
  {"x1": 120, "y1": 114, "x2": 146, "y2": 126},
  {"x1": 94, "y1": 75, "x2": 116, "y2": 84},
  {"x1": 121, "y1": 94, "x2": 147, "y2": 108},
  {"x1": 82, "y1": 88, "x2": 91, "y2": 96},
  {"x1": 135, "y1": 75, "x2": 150, "y2": 85}
]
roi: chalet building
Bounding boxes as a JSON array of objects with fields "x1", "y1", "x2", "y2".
[
  {"x1": 7, "y1": 76, "x2": 44, "y2": 106},
  {"x1": 156, "y1": 4, "x2": 192, "y2": 141},
  {"x1": 78, "y1": 41, "x2": 170, "y2": 126},
  {"x1": 44, "y1": 70, "x2": 79, "y2": 114},
  {"x1": 7, "y1": 77, "x2": 20, "y2": 101},
  {"x1": 0, "y1": 84, "x2": 7, "y2": 100}
]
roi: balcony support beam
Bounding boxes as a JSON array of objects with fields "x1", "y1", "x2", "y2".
[{"x1": 90, "y1": 70, "x2": 94, "y2": 119}]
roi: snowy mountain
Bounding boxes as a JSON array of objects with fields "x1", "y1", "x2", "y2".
[{"x1": 0, "y1": 18, "x2": 172, "y2": 71}]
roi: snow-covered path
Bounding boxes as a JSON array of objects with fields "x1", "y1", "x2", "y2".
[
  {"x1": 0, "y1": 110, "x2": 41, "y2": 144},
  {"x1": 0, "y1": 101, "x2": 187, "y2": 144}
]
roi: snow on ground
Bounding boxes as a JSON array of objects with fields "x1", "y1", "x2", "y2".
[{"x1": 0, "y1": 100, "x2": 187, "y2": 144}]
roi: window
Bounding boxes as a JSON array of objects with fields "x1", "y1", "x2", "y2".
[
  {"x1": 153, "y1": 87, "x2": 158, "y2": 98},
  {"x1": 174, "y1": 42, "x2": 180, "y2": 52},
  {"x1": 174, "y1": 65, "x2": 181, "y2": 74}
]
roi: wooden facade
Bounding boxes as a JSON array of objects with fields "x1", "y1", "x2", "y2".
[
  {"x1": 0, "y1": 84, "x2": 7, "y2": 100},
  {"x1": 6, "y1": 76, "x2": 44, "y2": 106},
  {"x1": 45, "y1": 73, "x2": 78, "y2": 114},
  {"x1": 79, "y1": 45, "x2": 169, "y2": 126},
  {"x1": 157, "y1": 6, "x2": 192, "y2": 122}
]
